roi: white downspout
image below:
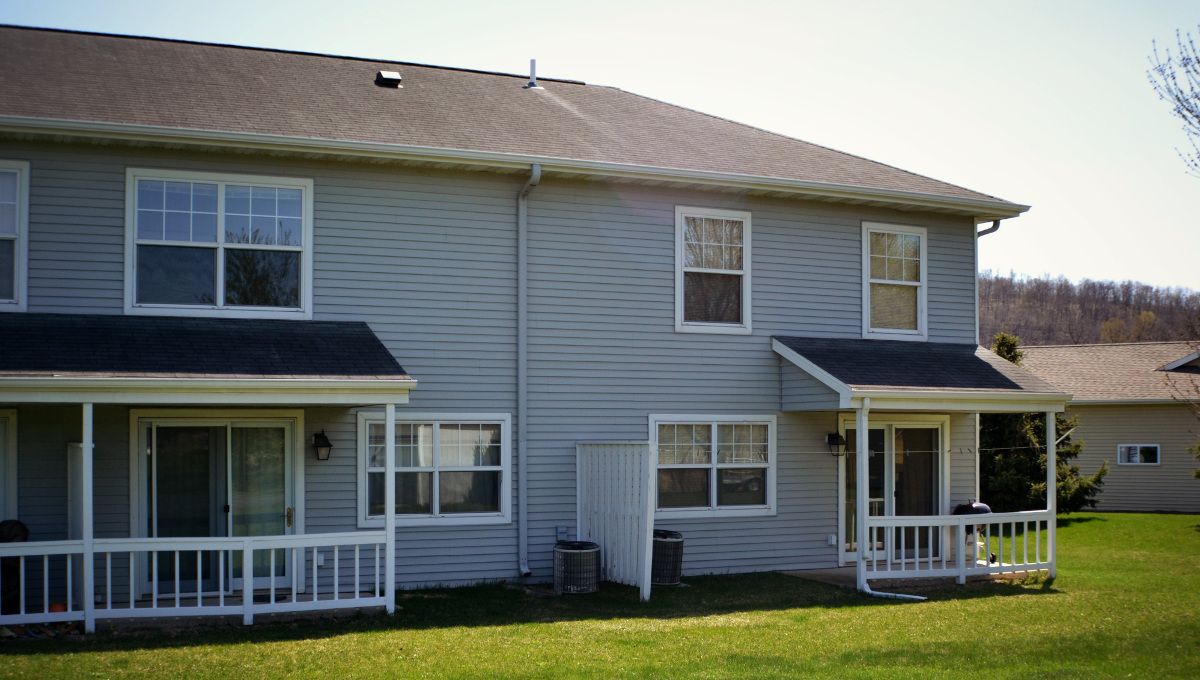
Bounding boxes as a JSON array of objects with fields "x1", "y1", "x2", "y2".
[{"x1": 517, "y1": 163, "x2": 541, "y2": 577}]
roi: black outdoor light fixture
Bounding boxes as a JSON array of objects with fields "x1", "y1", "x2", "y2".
[
  {"x1": 312, "y1": 430, "x2": 333, "y2": 461},
  {"x1": 825, "y1": 433, "x2": 847, "y2": 457}
]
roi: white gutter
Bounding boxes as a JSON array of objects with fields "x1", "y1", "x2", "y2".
[
  {"x1": 516, "y1": 163, "x2": 541, "y2": 577},
  {"x1": 0, "y1": 115, "x2": 1029, "y2": 220}
]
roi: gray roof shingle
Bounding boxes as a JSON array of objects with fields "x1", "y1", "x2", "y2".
[
  {"x1": 774, "y1": 336, "x2": 1062, "y2": 394},
  {"x1": 1021, "y1": 342, "x2": 1200, "y2": 402},
  {"x1": 0, "y1": 25, "x2": 1020, "y2": 210},
  {"x1": 0, "y1": 313, "x2": 410, "y2": 380}
]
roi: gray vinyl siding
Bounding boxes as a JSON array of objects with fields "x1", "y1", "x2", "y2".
[
  {"x1": 780, "y1": 361, "x2": 843, "y2": 411},
  {"x1": 949, "y1": 413, "x2": 978, "y2": 507},
  {"x1": 1068, "y1": 404, "x2": 1200, "y2": 513},
  {"x1": 2, "y1": 138, "x2": 985, "y2": 586}
]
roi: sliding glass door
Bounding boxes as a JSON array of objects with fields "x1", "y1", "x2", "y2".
[
  {"x1": 841, "y1": 422, "x2": 944, "y2": 560},
  {"x1": 140, "y1": 418, "x2": 294, "y2": 595}
]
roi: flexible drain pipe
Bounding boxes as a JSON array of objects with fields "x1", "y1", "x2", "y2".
[
  {"x1": 861, "y1": 581, "x2": 927, "y2": 602},
  {"x1": 517, "y1": 163, "x2": 541, "y2": 577}
]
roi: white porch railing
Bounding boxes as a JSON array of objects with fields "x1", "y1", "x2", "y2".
[
  {"x1": 863, "y1": 510, "x2": 1054, "y2": 583},
  {"x1": 0, "y1": 531, "x2": 388, "y2": 628}
]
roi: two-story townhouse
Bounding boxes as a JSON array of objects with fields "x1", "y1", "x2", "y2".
[{"x1": 0, "y1": 26, "x2": 1067, "y2": 631}]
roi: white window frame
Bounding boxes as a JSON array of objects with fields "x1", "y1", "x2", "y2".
[
  {"x1": 0, "y1": 160, "x2": 30, "y2": 312},
  {"x1": 123, "y1": 168, "x2": 315, "y2": 319},
  {"x1": 862, "y1": 222, "x2": 927, "y2": 341},
  {"x1": 357, "y1": 412, "x2": 512, "y2": 528},
  {"x1": 649, "y1": 414, "x2": 776, "y2": 519},
  {"x1": 674, "y1": 206, "x2": 752, "y2": 335},
  {"x1": 1116, "y1": 443, "x2": 1161, "y2": 466}
]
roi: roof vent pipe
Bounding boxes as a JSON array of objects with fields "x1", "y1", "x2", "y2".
[{"x1": 525, "y1": 59, "x2": 544, "y2": 90}]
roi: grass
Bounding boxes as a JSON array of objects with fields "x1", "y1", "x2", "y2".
[{"x1": 2, "y1": 512, "x2": 1198, "y2": 679}]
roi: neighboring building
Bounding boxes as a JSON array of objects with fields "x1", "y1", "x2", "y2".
[
  {"x1": 1022, "y1": 342, "x2": 1200, "y2": 514},
  {"x1": 0, "y1": 26, "x2": 1066, "y2": 631}
]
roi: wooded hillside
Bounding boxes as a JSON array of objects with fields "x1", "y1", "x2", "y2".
[{"x1": 978, "y1": 272, "x2": 1200, "y2": 345}]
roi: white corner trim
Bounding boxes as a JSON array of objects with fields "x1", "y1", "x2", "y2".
[
  {"x1": 355, "y1": 411, "x2": 513, "y2": 528},
  {"x1": 123, "y1": 167, "x2": 315, "y2": 320},
  {"x1": 772, "y1": 339, "x2": 854, "y2": 407},
  {"x1": 674, "y1": 205, "x2": 752, "y2": 335},
  {"x1": 0, "y1": 159, "x2": 30, "y2": 312},
  {"x1": 861, "y1": 221, "x2": 928, "y2": 341}
]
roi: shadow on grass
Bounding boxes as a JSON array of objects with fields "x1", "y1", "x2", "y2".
[
  {"x1": 1057, "y1": 515, "x2": 1106, "y2": 528},
  {"x1": 1, "y1": 572, "x2": 1058, "y2": 656}
]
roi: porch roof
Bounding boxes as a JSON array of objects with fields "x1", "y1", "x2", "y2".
[
  {"x1": 0, "y1": 313, "x2": 415, "y2": 405},
  {"x1": 772, "y1": 336, "x2": 1069, "y2": 413}
]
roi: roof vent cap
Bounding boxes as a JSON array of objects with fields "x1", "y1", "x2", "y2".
[
  {"x1": 524, "y1": 59, "x2": 544, "y2": 90},
  {"x1": 375, "y1": 70, "x2": 403, "y2": 88}
]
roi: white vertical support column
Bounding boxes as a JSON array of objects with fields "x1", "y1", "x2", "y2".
[
  {"x1": 81, "y1": 402, "x2": 96, "y2": 633},
  {"x1": 384, "y1": 403, "x2": 397, "y2": 614},
  {"x1": 1045, "y1": 411, "x2": 1056, "y2": 579},
  {"x1": 638, "y1": 442, "x2": 655, "y2": 602},
  {"x1": 855, "y1": 398, "x2": 870, "y2": 592}
]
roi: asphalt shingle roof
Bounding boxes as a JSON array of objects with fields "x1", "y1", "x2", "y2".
[
  {"x1": 0, "y1": 25, "x2": 1019, "y2": 208},
  {"x1": 0, "y1": 313, "x2": 409, "y2": 380},
  {"x1": 774, "y1": 336, "x2": 1062, "y2": 394},
  {"x1": 1020, "y1": 342, "x2": 1200, "y2": 402}
]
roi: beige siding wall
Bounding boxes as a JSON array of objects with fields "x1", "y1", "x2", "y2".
[{"x1": 1070, "y1": 404, "x2": 1200, "y2": 513}]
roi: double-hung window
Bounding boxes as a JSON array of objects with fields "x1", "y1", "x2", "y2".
[
  {"x1": 863, "y1": 222, "x2": 927, "y2": 339},
  {"x1": 359, "y1": 413, "x2": 511, "y2": 527},
  {"x1": 0, "y1": 160, "x2": 29, "y2": 311},
  {"x1": 1117, "y1": 444, "x2": 1160, "y2": 465},
  {"x1": 651, "y1": 415, "x2": 776, "y2": 518},
  {"x1": 125, "y1": 169, "x2": 313, "y2": 319},
  {"x1": 675, "y1": 206, "x2": 752, "y2": 334}
]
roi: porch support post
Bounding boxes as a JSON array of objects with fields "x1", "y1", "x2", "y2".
[
  {"x1": 384, "y1": 403, "x2": 396, "y2": 614},
  {"x1": 1045, "y1": 411, "x2": 1056, "y2": 579},
  {"x1": 855, "y1": 398, "x2": 870, "y2": 592},
  {"x1": 81, "y1": 402, "x2": 95, "y2": 633}
]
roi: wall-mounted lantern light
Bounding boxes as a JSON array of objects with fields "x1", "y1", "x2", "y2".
[
  {"x1": 312, "y1": 430, "x2": 333, "y2": 461},
  {"x1": 825, "y1": 433, "x2": 846, "y2": 457}
]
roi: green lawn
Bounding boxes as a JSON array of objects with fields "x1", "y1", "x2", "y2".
[{"x1": 2, "y1": 513, "x2": 1198, "y2": 679}]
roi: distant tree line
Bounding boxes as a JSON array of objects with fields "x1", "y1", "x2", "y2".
[{"x1": 979, "y1": 272, "x2": 1200, "y2": 345}]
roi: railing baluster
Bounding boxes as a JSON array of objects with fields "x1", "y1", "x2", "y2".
[
  {"x1": 19, "y1": 556, "x2": 25, "y2": 615},
  {"x1": 1036, "y1": 521, "x2": 1042, "y2": 564},
  {"x1": 985, "y1": 524, "x2": 991, "y2": 565},
  {"x1": 129, "y1": 551, "x2": 135, "y2": 610},
  {"x1": 354, "y1": 545, "x2": 360, "y2": 598},
  {"x1": 1023, "y1": 522, "x2": 1029, "y2": 566},
  {"x1": 375, "y1": 544, "x2": 380, "y2": 597},
  {"x1": 333, "y1": 546, "x2": 339, "y2": 601},
  {"x1": 42, "y1": 555, "x2": 49, "y2": 614},
  {"x1": 312, "y1": 546, "x2": 318, "y2": 603},
  {"x1": 1010, "y1": 522, "x2": 1017, "y2": 567},
  {"x1": 219, "y1": 549, "x2": 225, "y2": 607},
  {"x1": 174, "y1": 550, "x2": 181, "y2": 608},
  {"x1": 269, "y1": 550, "x2": 276, "y2": 605},
  {"x1": 197, "y1": 550, "x2": 203, "y2": 608},
  {"x1": 291, "y1": 548, "x2": 298, "y2": 604},
  {"x1": 927, "y1": 525, "x2": 933, "y2": 571},
  {"x1": 899, "y1": 527, "x2": 906, "y2": 571},
  {"x1": 152, "y1": 551, "x2": 158, "y2": 608},
  {"x1": 106, "y1": 552, "x2": 113, "y2": 610}
]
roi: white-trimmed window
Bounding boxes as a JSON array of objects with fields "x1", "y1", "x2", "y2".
[
  {"x1": 0, "y1": 160, "x2": 29, "y2": 311},
  {"x1": 650, "y1": 415, "x2": 776, "y2": 518},
  {"x1": 675, "y1": 206, "x2": 752, "y2": 334},
  {"x1": 862, "y1": 222, "x2": 927, "y2": 339},
  {"x1": 125, "y1": 168, "x2": 314, "y2": 319},
  {"x1": 358, "y1": 413, "x2": 511, "y2": 527},
  {"x1": 1117, "y1": 444, "x2": 1160, "y2": 466}
]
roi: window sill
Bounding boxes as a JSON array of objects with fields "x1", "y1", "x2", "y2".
[
  {"x1": 675, "y1": 322, "x2": 752, "y2": 336},
  {"x1": 863, "y1": 329, "x2": 926, "y2": 342},
  {"x1": 0, "y1": 301, "x2": 25, "y2": 313},
  {"x1": 358, "y1": 513, "x2": 512, "y2": 529},
  {"x1": 125, "y1": 304, "x2": 312, "y2": 320},
  {"x1": 1115, "y1": 462, "x2": 1161, "y2": 467},
  {"x1": 655, "y1": 506, "x2": 775, "y2": 521}
]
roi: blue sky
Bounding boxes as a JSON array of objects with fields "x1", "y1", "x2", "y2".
[{"x1": 3, "y1": 0, "x2": 1198, "y2": 289}]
